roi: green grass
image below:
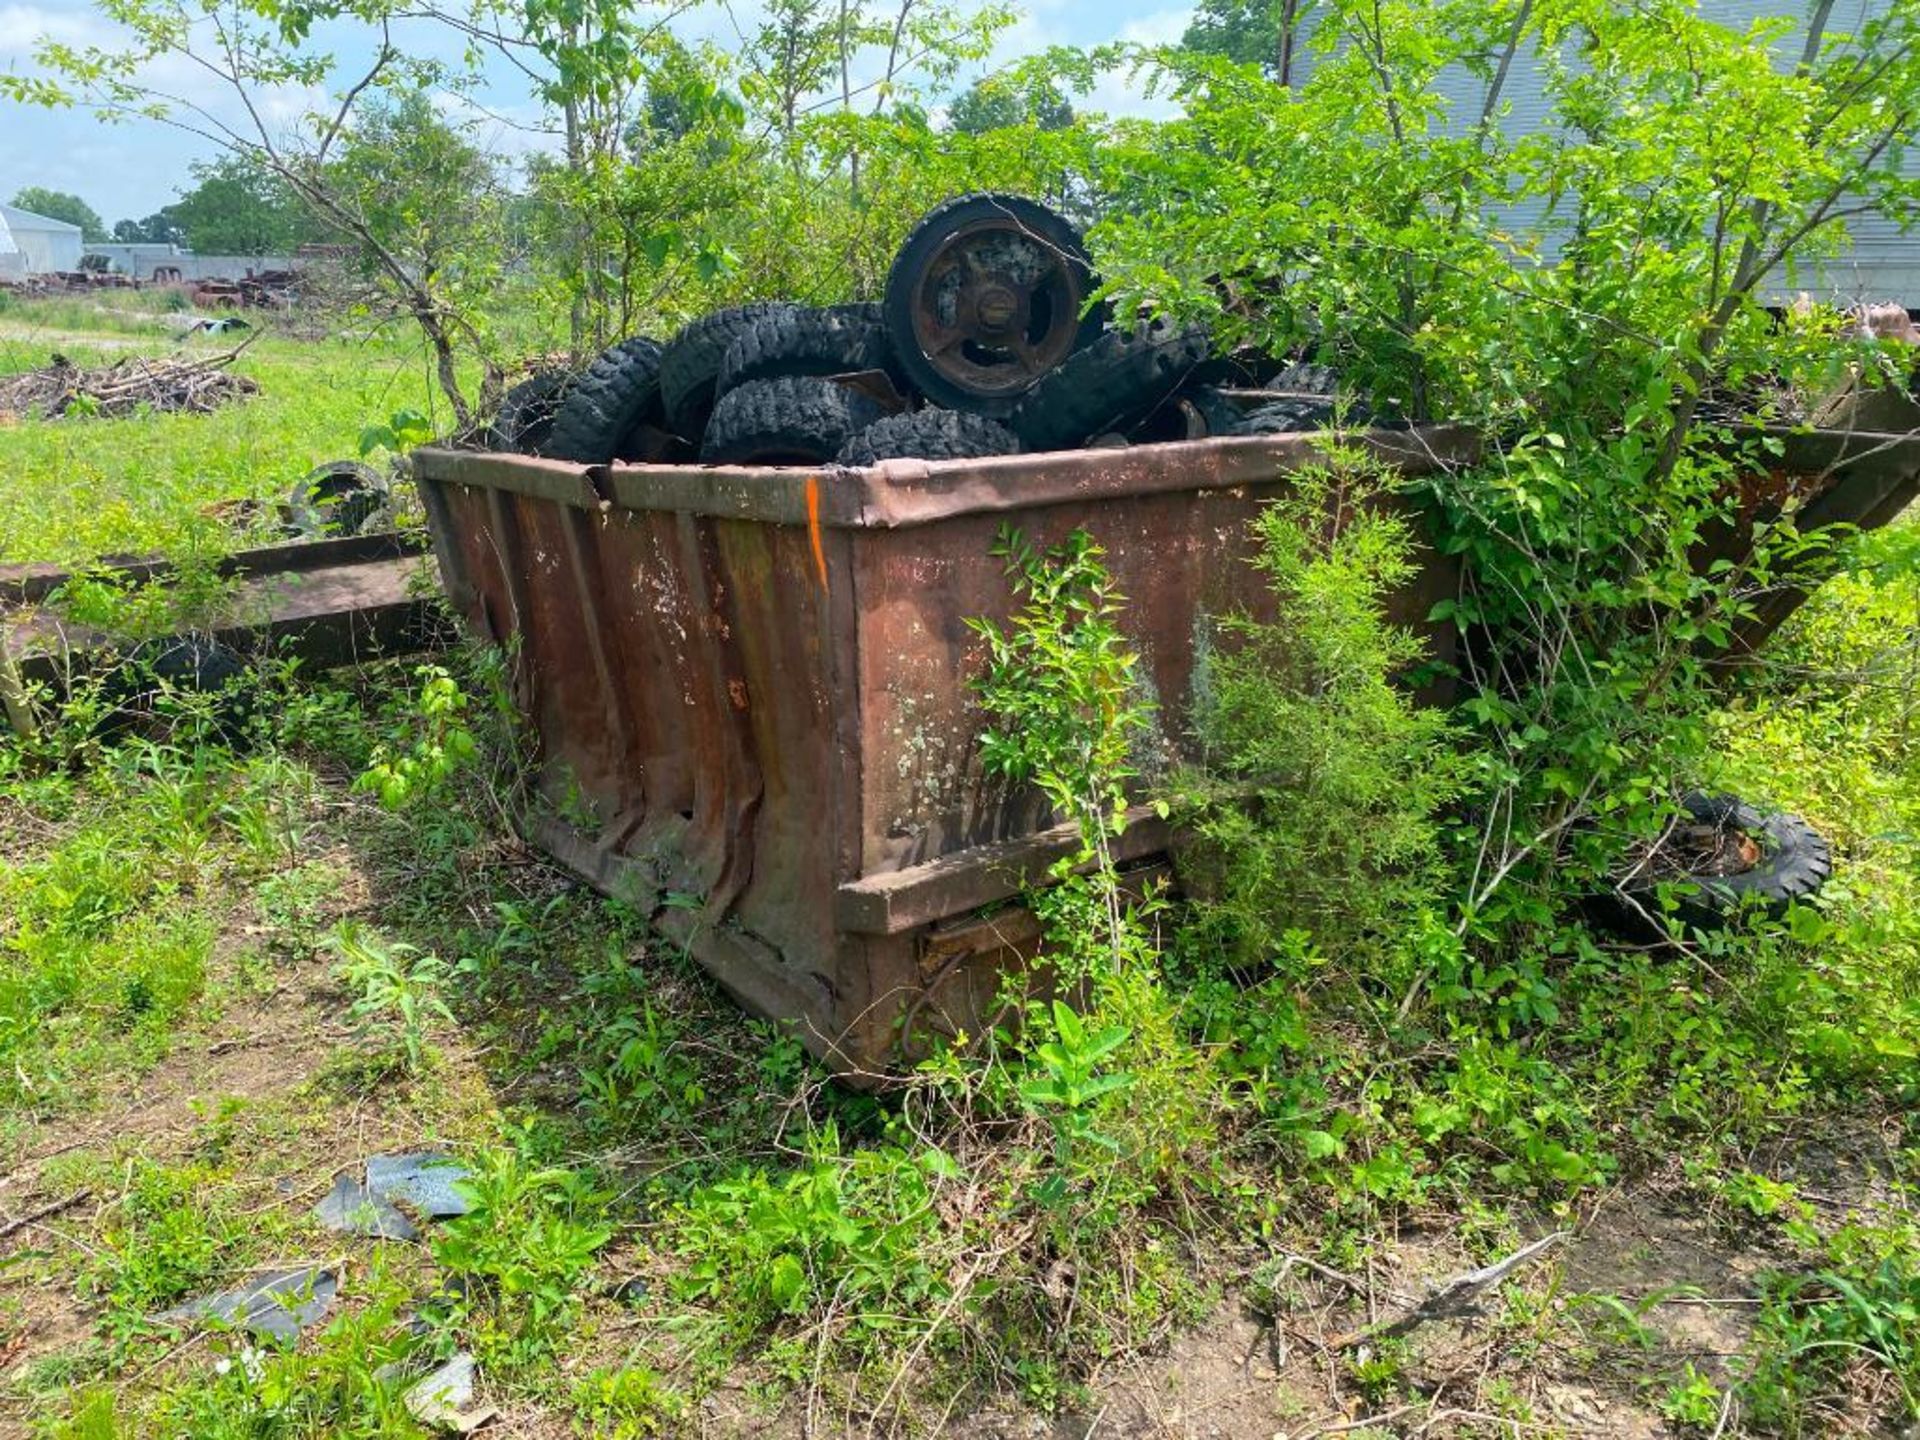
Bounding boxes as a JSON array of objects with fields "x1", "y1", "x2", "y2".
[
  {"x1": 0, "y1": 735, "x2": 303, "y2": 1116},
  {"x1": 0, "y1": 301, "x2": 445, "y2": 566},
  {"x1": 3, "y1": 298, "x2": 1919, "y2": 1437},
  {"x1": 0, "y1": 287, "x2": 195, "y2": 338}
]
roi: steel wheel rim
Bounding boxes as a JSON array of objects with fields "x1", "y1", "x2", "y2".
[{"x1": 906, "y1": 216, "x2": 1090, "y2": 399}]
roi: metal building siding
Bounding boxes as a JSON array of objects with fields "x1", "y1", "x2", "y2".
[
  {"x1": 0, "y1": 204, "x2": 85, "y2": 275},
  {"x1": 1294, "y1": 0, "x2": 1917, "y2": 300},
  {"x1": 0, "y1": 210, "x2": 21, "y2": 282}
]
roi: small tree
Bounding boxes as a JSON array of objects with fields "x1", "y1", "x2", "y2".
[
  {"x1": 948, "y1": 73, "x2": 1075, "y2": 133},
  {"x1": 112, "y1": 214, "x2": 184, "y2": 244},
  {"x1": 1179, "y1": 0, "x2": 1316, "y2": 86},
  {"x1": 327, "y1": 90, "x2": 511, "y2": 395},
  {"x1": 166, "y1": 156, "x2": 312, "y2": 255},
  {"x1": 7, "y1": 0, "x2": 509, "y2": 426},
  {"x1": 1095, "y1": 0, "x2": 1920, "y2": 928},
  {"x1": 9, "y1": 187, "x2": 107, "y2": 241}
]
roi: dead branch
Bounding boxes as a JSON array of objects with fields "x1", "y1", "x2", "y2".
[
  {"x1": 1331, "y1": 1231, "x2": 1570, "y2": 1350},
  {"x1": 0, "y1": 1188, "x2": 93, "y2": 1241}
]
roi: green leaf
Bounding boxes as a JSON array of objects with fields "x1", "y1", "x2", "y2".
[
  {"x1": 1785, "y1": 904, "x2": 1828, "y2": 945},
  {"x1": 768, "y1": 1253, "x2": 806, "y2": 1311},
  {"x1": 1302, "y1": 1130, "x2": 1341, "y2": 1160}
]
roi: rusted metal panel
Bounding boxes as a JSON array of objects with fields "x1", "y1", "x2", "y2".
[
  {"x1": 413, "y1": 431, "x2": 1466, "y2": 1072},
  {"x1": 1713, "y1": 426, "x2": 1920, "y2": 661},
  {"x1": 2, "y1": 532, "x2": 441, "y2": 735},
  {"x1": 411, "y1": 422, "x2": 1920, "y2": 1076},
  {"x1": 836, "y1": 806, "x2": 1173, "y2": 936}
]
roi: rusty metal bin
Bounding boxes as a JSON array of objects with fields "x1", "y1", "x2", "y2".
[
  {"x1": 411, "y1": 429, "x2": 1470, "y2": 1070},
  {"x1": 410, "y1": 422, "x2": 1920, "y2": 1074}
]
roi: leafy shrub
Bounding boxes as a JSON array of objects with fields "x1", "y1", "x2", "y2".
[
  {"x1": 431, "y1": 1145, "x2": 613, "y2": 1372},
  {"x1": 1181, "y1": 445, "x2": 1465, "y2": 965},
  {"x1": 322, "y1": 921, "x2": 455, "y2": 1074},
  {"x1": 355, "y1": 664, "x2": 479, "y2": 811},
  {"x1": 667, "y1": 1128, "x2": 948, "y2": 1357}
]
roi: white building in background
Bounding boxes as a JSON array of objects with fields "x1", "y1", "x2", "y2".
[
  {"x1": 1287, "y1": 0, "x2": 1919, "y2": 303},
  {"x1": 0, "y1": 203, "x2": 85, "y2": 277},
  {"x1": 0, "y1": 210, "x2": 20, "y2": 281}
]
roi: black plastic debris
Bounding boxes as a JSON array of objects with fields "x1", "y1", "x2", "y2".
[
  {"x1": 607, "y1": 1275, "x2": 648, "y2": 1305},
  {"x1": 366, "y1": 1152, "x2": 473, "y2": 1218},
  {"x1": 155, "y1": 1265, "x2": 338, "y2": 1340},
  {"x1": 314, "y1": 1172, "x2": 419, "y2": 1240}
]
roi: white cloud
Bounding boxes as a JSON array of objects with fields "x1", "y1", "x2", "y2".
[
  {"x1": 0, "y1": 1, "x2": 119, "y2": 62},
  {"x1": 431, "y1": 87, "x2": 562, "y2": 166},
  {"x1": 2, "y1": 0, "x2": 1198, "y2": 217},
  {"x1": 974, "y1": 1, "x2": 1192, "y2": 119}
]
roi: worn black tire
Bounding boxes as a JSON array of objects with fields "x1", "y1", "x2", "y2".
[
  {"x1": 544, "y1": 337, "x2": 665, "y2": 464},
  {"x1": 1605, "y1": 792, "x2": 1833, "y2": 936},
  {"x1": 1011, "y1": 319, "x2": 1211, "y2": 451},
  {"x1": 1191, "y1": 348, "x2": 1284, "y2": 389},
  {"x1": 95, "y1": 636, "x2": 254, "y2": 744},
  {"x1": 884, "y1": 193, "x2": 1105, "y2": 416},
  {"x1": 1188, "y1": 384, "x2": 1250, "y2": 436},
  {"x1": 660, "y1": 303, "x2": 797, "y2": 439},
  {"x1": 492, "y1": 370, "x2": 569, "y2": 455},
  {"x1": 837, "y1": 408, "x2": 1021, "y2": 465},
  {"x1": 1240, "y1": 396, "x2": 1337, "y2": 435},
  {"x1": 289, "y1": 460, "x2": 386, "y2": 537},
  {"x1": 1267, "y1": 360, "x2": 1342, "y2": 395},
  {"x1": 1262, "y1": 360, "x2": 1377, "y2": 426},
  {"x1": 1129, "y1": 383, "x2": 1247, "y2": 443},
  {"x1": 715, "y1": 303, "x2": 894, "y2": 399},
  {"x1": 699, "y1": 376, "x2": 889, "y2": 466}
]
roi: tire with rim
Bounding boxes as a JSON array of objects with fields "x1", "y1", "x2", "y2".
[
  {"x1": 1011, "y1": 319, "x2": 1211, "y2": 451},
  {"x1": 545, "y1": 336, "x2": 665, "y2": 464},
  {"x1": 837, "y1": 408, "x2": 1021, "y2": 465},
  {"x1": 492, "y1": 370, "x2": 569, "y2": 455},
  {"x1": 660, "y1": 302, "x2": 796, "y2": 439},
  {"x1": 883, "y1": 193, "x2": 1104, "y2": 417},
  {"x1": 289, "y1": 460, "x2": 386, "y2": 537},
  {"x1": 1128, "y1": 383, "x2": 1246, "y2": 443},
  {"x1": 1612, "y1": 791, "x2": 1832, "y2": 934},
  {"x1": 699, "y1": 376, "x2": 889, "y2": 465},
  {"x1": 716, "y1": 303, "x2": 894, "y2": 398}
]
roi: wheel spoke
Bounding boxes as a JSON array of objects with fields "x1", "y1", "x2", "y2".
[
  {"x1": 914, "y1": 311, "x2": 968, "y2": 359},
  {"x1": 1006, "y1": 334, "x2": 1046, "y2": 375}
]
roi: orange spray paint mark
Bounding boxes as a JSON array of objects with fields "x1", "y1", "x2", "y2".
[{"x1": 805, "y1": 475, "x2": 829, "y2": 591}]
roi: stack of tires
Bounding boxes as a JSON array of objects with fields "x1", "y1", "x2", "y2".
[{"x1": 488, "y1": 194, "x2": 1362, "y2": 469}]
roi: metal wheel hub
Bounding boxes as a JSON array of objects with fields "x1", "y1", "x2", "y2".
[
  {"x1": 908, "y1": 221, "x2": 1088, "y2": 398},
  {"x1": 972, "y1": 283, "x2": 1023, "y2": 333}
]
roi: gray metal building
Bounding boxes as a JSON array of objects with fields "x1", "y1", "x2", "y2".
[{"x1": 1298, "y1": 0, "x2": 1918, "y2": 301}]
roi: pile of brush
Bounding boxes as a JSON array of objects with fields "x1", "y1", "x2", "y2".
[{"x1": 0, "y1": 349, "x2": 260, "y2": 421}]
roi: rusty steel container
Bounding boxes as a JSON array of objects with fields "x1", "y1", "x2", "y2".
[
  {"x1": 410, "y1": 422, "x2": 1920, "y2": 1074},
  {"x1": 412, "y1": 429, "x2": 1473, "y2": 1072}
]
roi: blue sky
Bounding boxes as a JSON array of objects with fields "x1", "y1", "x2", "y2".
[{"x1": 0, "y1": 0, "x2": 1193, "y2": 225}]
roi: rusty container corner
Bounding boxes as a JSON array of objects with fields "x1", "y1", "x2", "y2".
[{"x1": 409, "y1": 422, "x2": 1920, "y2": 1077}]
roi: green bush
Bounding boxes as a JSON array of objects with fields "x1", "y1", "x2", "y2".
[
  {"x1": 430, "y1": 1145, "x2": 613, "y2": 1372},
  {"x1": 1181, "y1": 444, "x2": 1465, "y2": 966},
  {"x1": 667, "y1": 1128, "x2": 948, "y2": 1361}
]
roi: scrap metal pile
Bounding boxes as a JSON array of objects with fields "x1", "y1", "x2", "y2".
[
  {"x1": 0, "y1": 349, "x2": 259, "y2": 421},
  {"x1": 484, "y1": 193, "x2": 1346, "y2": 468}
]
